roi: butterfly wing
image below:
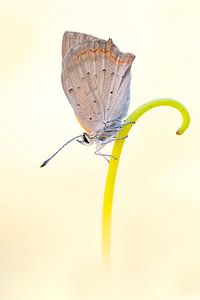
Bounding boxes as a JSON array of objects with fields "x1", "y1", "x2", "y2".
[
  {"x1": 95, "y1": 39, "x2": 135, "y2": 124},
  {"x1": 62, "y1": 31, "x2": 98, "y2": 60},
  {"x1": 61, "y1": 35, "x2": 135, "y2": 134}
]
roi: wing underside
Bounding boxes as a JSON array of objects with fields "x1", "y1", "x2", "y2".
[{"x1": 61, "y1": 32, "x2": 135, "y2": 134}]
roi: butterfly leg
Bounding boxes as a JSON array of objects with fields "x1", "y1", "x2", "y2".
[
  {"x1": 112, "y1": 121, "x2": 136, "y2": 131},
  {"x1": 122, "y1": 121, "x2": 136, "y2": 126},
  {"x1": 112, "y1": 135, "x2": 128, "y2": 141},
  {"x1": 94, "y1": 144, "x2": 117, "y2": 162},
  {"x1": 105, "y1": 120, "x2": 136, "y2": 126},
  {"x1": 104, "y1": 122, "x2": 136, "y2": 132}
]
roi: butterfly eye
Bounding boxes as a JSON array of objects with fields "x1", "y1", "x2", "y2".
[{"x1": 83, "y1": 133, "x2": 90, "y2": 144}]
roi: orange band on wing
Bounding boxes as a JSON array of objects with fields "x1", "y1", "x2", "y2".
[{"x1": 75, "y1": 48, "x2": 134, "y2": 65}]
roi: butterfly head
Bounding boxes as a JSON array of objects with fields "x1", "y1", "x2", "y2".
[{"x1": 76, "y1": 132, "x2": 95, "y2": 146}]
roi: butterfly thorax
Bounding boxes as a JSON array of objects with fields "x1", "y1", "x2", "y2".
[{"x1": 87, "y1": 119, "x2": 123, "y2": 145}]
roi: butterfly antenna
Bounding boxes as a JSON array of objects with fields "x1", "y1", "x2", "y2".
[{"x1": 40, "y1": 135, "x2": 83, "y2": 168}]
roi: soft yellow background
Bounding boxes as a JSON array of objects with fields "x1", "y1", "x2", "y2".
[{"x1": 0, "y1": 0, "x2": 199, "y2": 299}]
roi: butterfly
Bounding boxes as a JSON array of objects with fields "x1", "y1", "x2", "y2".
[{"x1": 41, "y1": 31, "x2": 135, "y2": 167}]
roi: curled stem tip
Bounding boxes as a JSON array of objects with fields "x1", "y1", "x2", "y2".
[{"x1": 102, "y1": 98, "x2": 190, "y2": 264}]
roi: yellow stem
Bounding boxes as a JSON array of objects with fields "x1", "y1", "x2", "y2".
[{"x1": 102, "y1": 98, "x2": 190, "y2": 265}]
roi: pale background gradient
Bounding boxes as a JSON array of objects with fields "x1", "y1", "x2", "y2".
[{"x1": 0, "y1": 0, "x2": 200, "y2": 299}]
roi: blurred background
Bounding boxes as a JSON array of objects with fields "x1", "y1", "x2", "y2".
[{"x1": 0, "y1": 0, "x2": 200, "y2": 299}]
